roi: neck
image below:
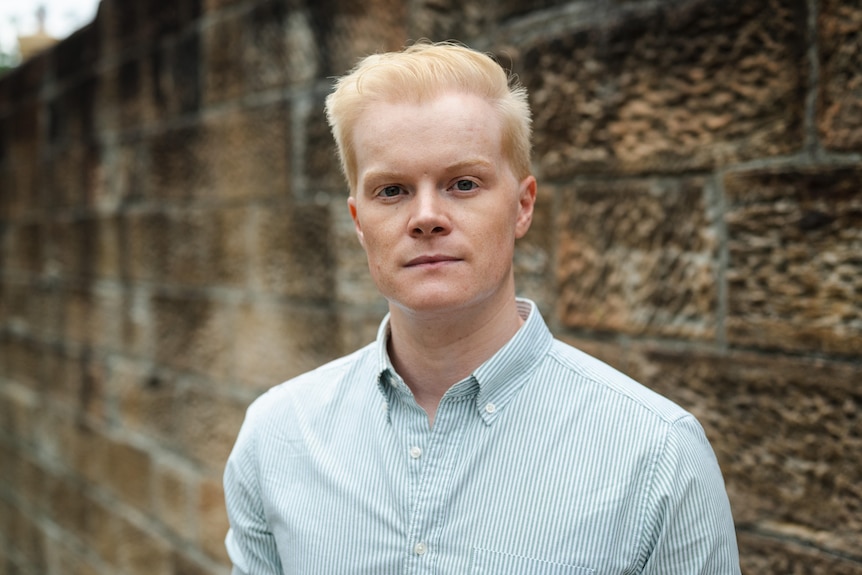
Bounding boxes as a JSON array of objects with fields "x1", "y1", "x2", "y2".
[{"x1": 387, "y1": 294, "x2": 525, "y2": 427}]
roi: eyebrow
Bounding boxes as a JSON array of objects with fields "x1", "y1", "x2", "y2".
[{"x1": 361, "y1": 158, "x2": 496, "y2": 187}]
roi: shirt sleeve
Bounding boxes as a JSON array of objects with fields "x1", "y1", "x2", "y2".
[
  {"x1": 640, "y1": 415, "x2": 741, "y2": 574},
  {"x1": 223, "y1": 411, "x2": 284, "y2": 575}
]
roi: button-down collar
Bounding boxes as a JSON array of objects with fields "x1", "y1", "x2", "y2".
[{"x1": 375, "y1": 299, "x2": 553, "y2": 425}]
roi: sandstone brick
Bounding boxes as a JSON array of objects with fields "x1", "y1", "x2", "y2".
[
  {"x1": 112, "y1": 515, "x2": 173, "y2": 575},
  {"x1": 235, "y1": 301, "x2": 341, "y2": 390},
  {"x1": 556, "y1": 177, "x2": 718, "y2": 339},
  {"x1": 303, "y1": 94, "x2": 345, "y2": 195},
  {"x1": 104, "y1": 437, "x2": 153, "y2": 512},
  {"x1": 45, "y1": 472, "x2": 88, "y2": 534},
  {"x1": 160, "y1": 206, "x2": 250, "y2": 288},
  {"x1": 126, "y1": 210, "x2": 173, "y2": 281},
  {"x1": 113, "y1": 53, "x2": 158, "y2": 130},
  {"x1": 519, "y1": 0, "x2": 807, "y2": 178},
  {"x1": 307, "y1": 0, "x2": 407, "y2": 77},
  {"x1": 202, "y1": 13, "x2": 245, "y2": 105},
  {"x1": 626, "y1": 346, "x2": 862, "y2": 559},
  {"x1": 409, "y1": 0, "x2": 492, "y2": 42},
  {"x1": 114, "y1": 361, "x2": 181, "y2": 441},
  {"x1": 242, "y1": 0, "x2": 293, "y2": 92},
  {"x1": 725, "y1": 166, "x2": 862, "y2": 357},
  {"x1": 152, "y1": 293, "x2": 234, "y2": 378},
  {"x1": 249, "y1": 202, "x2": 334, "y2": 297},
  {"x1": 818, "y1": 0, "x2": 862, "y2": 151},
  {"x1": 3, "y1": 221, "x2": 44, "y2": 276},
  {"x1": 202, "y1": 103, "x2": 291, "y2": 201},
  {"x1": 153, "y1": 460, "x2": 194, "y2": 539},
  {"x1": 146, "y1": 124, "x2": 209, "y2": 202},
  {"x1": 738, "y1": 530, "x2": 862, "y2": 575},
  {"x1": 197, "y1": 475, "x2": 231, "y2": 563},
  {"x1": 151, "y1": 31, "x2": 202, "y2": 116},
  {"x1": 176, "y1": 388, "x2": 247, "y2": 471},
  {"x1": 4, "y1": 335, "x2": 45, "y2": 390},
  {"x1": 81, "y1": 494, "x2": 121, "y2": 566}
]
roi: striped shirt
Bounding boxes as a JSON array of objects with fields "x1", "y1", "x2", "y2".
[{"x1": 224, "y1": 299, "x2": 740, "y2": 574}]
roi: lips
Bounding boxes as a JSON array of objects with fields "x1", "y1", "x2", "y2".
[{"x1": 405, "y1": 254, "x2": 461, "y2": 267}]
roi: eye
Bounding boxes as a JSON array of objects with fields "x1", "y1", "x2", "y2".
[
  {"x1": 378, "y1": 185, "x2": 403, "y2": 198},
  {"x1": 452, "y1": 179, "x2": 478, "y2": 192}
]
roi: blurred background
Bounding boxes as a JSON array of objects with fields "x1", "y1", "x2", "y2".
[{"x1": 0, "y1": 0, "x2": 860, "y2": 573}]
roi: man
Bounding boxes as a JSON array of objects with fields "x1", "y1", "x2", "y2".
[{"x1": 224, "y1": 41, "x2": 740, "y2": 574}]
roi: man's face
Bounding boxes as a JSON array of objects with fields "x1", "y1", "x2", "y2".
[{"x1": 348, "y1": 92, "x2": 536, "y2": 317}]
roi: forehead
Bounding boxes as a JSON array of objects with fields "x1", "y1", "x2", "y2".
[{"x1": 352, "y1": 92, "x2": 506, "y2": 173}]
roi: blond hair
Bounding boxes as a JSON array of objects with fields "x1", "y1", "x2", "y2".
[{"x1": 325, "y1": 41, "x2": 532, "y2": 192}]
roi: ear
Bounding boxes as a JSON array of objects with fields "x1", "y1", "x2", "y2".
[
  {"x1": 514, "y1": 175, "x2": 537, "y2": 239},
  {"x1": 347, "y1": 196, "x2": 366, "y2": 249}
]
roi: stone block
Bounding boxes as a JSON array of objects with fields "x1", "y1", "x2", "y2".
[
  {"x1": 202, "y1": 103, "x2": 291, "y2": 201},
  {"x1": 8, "y1": 504, "x2": 46, "y2": 572},
  {"x1": 151, "y1": 31, "x2": 202, "y2": 116},
  {"x1": 153, "y1": 461, "x2": 194, "y2": 539},
  {"x1": 49, "y1": 216, "x2": 97, "y2": 280},
  {"x1": 303, "y1": 94, "x2": 345, "y2": 195},
  {"x1": 3, "y1": 221, "x2": 44, "y2": 276},
  {"x1": 197, "y1": 475, "x2": 230, "y2": 563},
  {"x1": 249, "y1": 202, "x2": 334, "y2": 297},
  {"x1": 146, "y1": 124, "x2": 209, "y2": 202},
  {"x1": 626, "y1": 346, "x2": 862, "y2": 559},
  {"x1": 151, "y1": 293, "x2": 233, "y2": 378},
  {"x1": 45, "y1": 473, "x2": 88, "y2": 534},
  {"x1": 739, "y1": 530, "x2": 862, "y2": 575},
  {"x1": 409, "y1": 0, "x2": 493, "y2": 42},
  {"x1": 4, "y1": 336, "x2": 44, "y2": 390},
  {"x1": 234, "y1": 301, "x2": 341, "y2": 390},
  {"x1": 126, "y1": 210, "x2": 172, "y2": 281},
  {"x1": 242, "y1": 0, "x2": 292, "y2": 92},
  {"x1": 175, "y1": 388, "x2": 246, "y2": 471},
  {"x1": 163, "y1": 206, "x2": 250, "y2": 288},
  {"x1": 112, "y1": 515, "x2": 173, "y2": 575},
  {"x1": 104, "y1": 437, "x2": 153, "y2": 512},
  {"x1": 114, "y1": 361, "x2": 180, "y2": 441},
  {"x1": 818, "y1": 0, "x2": 862, "y2": 151},
  {"x1": 725, "y1": 166, "x2": 862, "y2": 357},
  {"x1": 307, "y1": 0, "x2": 407, "y2": 77},
  {"x1": 202, "y1": 14, "x2": 245, "y2": 105},
  {"x1": 518, "y1": 0, "x2": 807, "y2": 178},
  {"x1": 556, "y1": 177, "x2": 718, "y2": 339}
]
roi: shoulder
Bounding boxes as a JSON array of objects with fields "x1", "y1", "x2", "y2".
[
  {"x1": 544, "y1": 338, "x2": 692, "y2": 426},
  {"x1": 243, "y1": 342, "x2": 377, "y2": 429}
]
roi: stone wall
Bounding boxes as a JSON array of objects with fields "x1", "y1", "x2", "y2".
[{"x1": 0, "y1": 0, "x2": 859, "y2": 573}]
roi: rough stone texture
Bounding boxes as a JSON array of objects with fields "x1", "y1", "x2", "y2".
[
  {"x1": 725, "y1": 166, "x2": 862, "y2": 357},
  {"x1": 818, "y1": 0, "x2": 862, "y2": 151},
  {"x1": 519, "y1": 0, "x2": 808, "y2": 178},
  {"x1": 2, "y1": 0, "x2": 862, "y2": 573},
  {"x1": 557, "y1": 177, "x2": 718, "y2": 339},
  {"x1": 739, "y1": 530, "x2": 862, "y2": 575}
]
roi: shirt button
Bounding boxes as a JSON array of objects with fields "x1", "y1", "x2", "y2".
[
  {"x1": 409, "y1": 446, "x2": 422, "y2": 459},
  {"x1": 484, "y1": 402, "x2": 496, "y2": 414},
  {"x1": 414, "y1": 542, "x2": 427, "y2": 555}
]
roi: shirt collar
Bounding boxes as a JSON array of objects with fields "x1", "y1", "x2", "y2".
[{"x1": 374, "y1": 298, "x2": 553, "y2": 425}]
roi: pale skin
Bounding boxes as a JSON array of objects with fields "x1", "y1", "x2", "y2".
[{"x1": 347, "y1": 92, "x2": 537, "y2": 426}]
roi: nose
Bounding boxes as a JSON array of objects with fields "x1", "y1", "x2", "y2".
[{"x1": 409, "y1": 188, "x2": 451, "y2": 237}]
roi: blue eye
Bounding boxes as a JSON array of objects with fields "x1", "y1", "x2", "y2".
[
  {"x1": 454, "y1": 180, "x2": 477, "y2": 191},
  {"x1": 379, "y1": 185, "x2": 402, "y2": 197}
]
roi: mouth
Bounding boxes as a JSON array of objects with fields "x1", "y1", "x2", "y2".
[{"x1": 405, "y1": 254, "x2": 461, "y2": 268}]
